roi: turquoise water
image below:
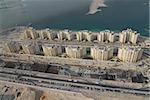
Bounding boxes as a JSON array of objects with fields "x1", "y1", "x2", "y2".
[
  {"x1": 35, "y1": 0, "x2": 149, "y2": 36},
  {"x1": 0, "y1": 0, "x2": 149, "y2": 36}
]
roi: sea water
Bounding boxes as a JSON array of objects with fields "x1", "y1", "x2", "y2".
[{"x1": 0, "y1": 0, "x2": 149, "y2": 36}]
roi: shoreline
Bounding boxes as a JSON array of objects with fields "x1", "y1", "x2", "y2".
[
  {"x1": 33, "y1": 27, "x2": 149, "y2": 37},
  {"x1": 0, "y1": 26, "x2": 149, "y2": 37}
]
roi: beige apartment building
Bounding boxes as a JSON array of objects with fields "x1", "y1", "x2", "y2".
[
  {"x1": 65, "y1": 46, "x2": 86, "y2": 58},
  {"x1": 119, "y1": 29, "x2": 139, "y2": 44},
  {"x1": 42, "y1": 44, "x2": 62, "y2": 56},
  {"x1": 118, "y1": 46, "x2": 143, "y2": 62},
  {"x1": 91, "y1": 46, "x2": 114, "y2": 60}
]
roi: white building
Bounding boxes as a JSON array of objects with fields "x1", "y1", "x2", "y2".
[
  {"x1": 97, "y1": 32, "x2": 105, "y2": 42},
  {"x1": 39, "y1": 29, "x2": 49, "y2": 39},
  {"x1": 119, "y1": 29, "x2": 139, "y2": 44},
  {"x1": 91, "y1": 46, "x2": 114, "y2": 60},
  {"x1": 47, "y1": 30, "x2": 56, "y2": 40},
  {"x1": 4, "y1": 41, "x2": 20, "y2": 53},
  {"x1": 57, "y1": 30, "x2": 74, "y2": 41},
  {"x1": 21, "y1": 42, "x2": 38, "y2": 54},
  {"x1": 119, "y1": 32, "x2": 127, "y2": 43},
  {"x1": 23, "y1": 27, "x2": 39, "y2": 39},
  {"x1": 108, "y1": 32, "x2": 116, "y2": 43},
  {"x1": 76, "y1": 31, "x2": 88, "y2": 41},
  {"x1": 98, "y1": 30, "x2": 116, "y2": 43},
  {"x1": 42, "y1": 44, "x2": 62, "y2": 56},
  {"x1": 118, "y1": 46, "x2": 143, "y2": 62},
  {"x1": 38, "y1": 29, "x2": 56, "y2": 40},
  {"x1": 65, "y1": 46, "x2": 86, "y2": 58}
]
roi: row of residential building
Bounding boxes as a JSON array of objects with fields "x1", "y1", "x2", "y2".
[
  {"x1": 22, "y1": 27, "x2": 140, "y2": 44},
  {"x1": 4, "y1": 41, "x2": 143, "y2": 62},
  {"x1": 119, "y1": 29, "x2": 139, "y2": 44},
  {"x1": 91, "y1": 47, "x2": 114, "y2": 61},
  {"x1": 117, "y1": 46, "x2": 143, "y2": 62}
]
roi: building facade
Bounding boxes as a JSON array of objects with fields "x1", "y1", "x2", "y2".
[
  {"x1": 91, "y1": 46, "x2": 114, "y2": 60},
  {"x1": 118, "y1": 46, "x2": 143, "y2": 62},
  {"x1": 65, "y1": 46, "x2": 86, "y2": 58},
  {"x1": 42, "y1": 44, "x2": 62, "y2": 56},
  {"x1": 119, "y1": 29, "x2": 139, "y2": 44}
]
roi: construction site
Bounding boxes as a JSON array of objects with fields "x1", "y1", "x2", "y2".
[{"x1": 0, "y1": 26, "x2": 150, "y2": 100}]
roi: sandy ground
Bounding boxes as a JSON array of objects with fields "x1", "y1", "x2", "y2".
[
  {"x1": 87, "y1": 0, "x2": 107, "y2": 15},
  {"x1": 0, "y1": 83, "x2": 149, "y2": 100},
  {"x1": 40, "y1": 90, "x2": 94, "y2": 100}
]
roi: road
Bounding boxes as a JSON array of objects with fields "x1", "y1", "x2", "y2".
[{"x1": 0, "y1": 66, "x2": 149, "y2": 96}]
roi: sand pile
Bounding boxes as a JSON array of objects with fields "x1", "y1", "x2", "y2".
[{"x1": 87, "y1": 0, "x2": 107, "y2": 15}]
